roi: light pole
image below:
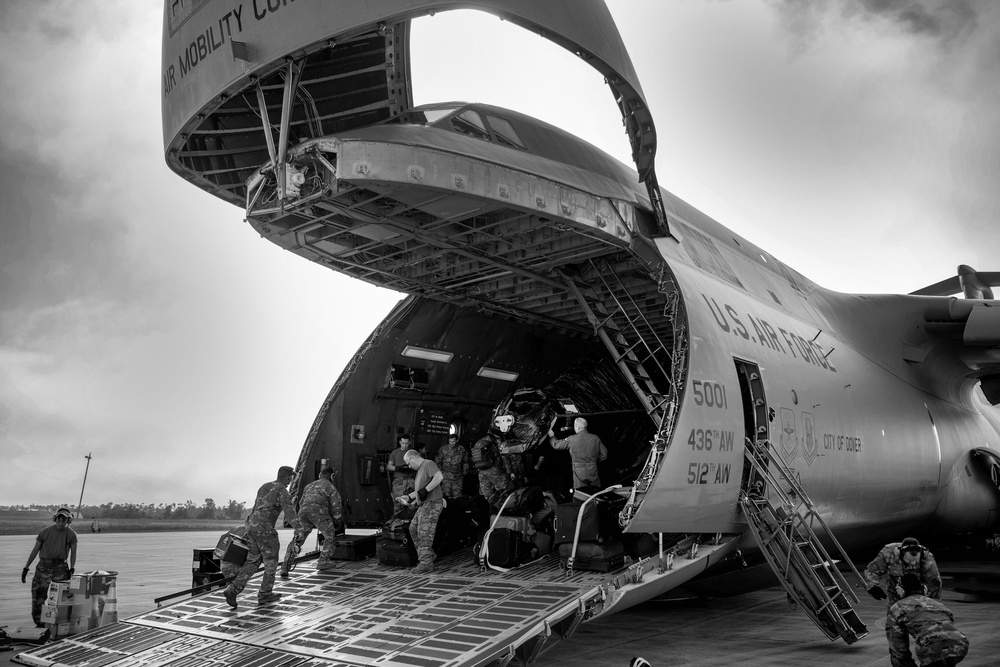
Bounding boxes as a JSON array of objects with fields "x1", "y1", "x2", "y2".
[{"x1": 76, "y1": 453, "x2": 92, "y2": 519}]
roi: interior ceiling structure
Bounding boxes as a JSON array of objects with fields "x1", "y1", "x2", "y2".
[{"x1": 257, "y1": 177, "x2": 671, "y2": 340}]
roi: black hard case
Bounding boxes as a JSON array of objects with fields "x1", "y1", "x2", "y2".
[
  {"x1": 378, "y1": 540, "x2": 417, "y2": 566},
  {"x1": 331, "y1": 534, "x2": 377, "y2": 561}
]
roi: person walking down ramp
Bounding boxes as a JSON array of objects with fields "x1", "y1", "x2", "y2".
[
  {"x1": 22, "y1": 508, "x2": 78, "y2": 628},
  {"x1": 281, "y1": 465, "x2": 344, "y2": 576},
  {"x1": 224, "y1": 466, "x2": 300, "y2": 608},
  {"x1": 887, "y1": 573, "x2": 968, "y2": 667}
]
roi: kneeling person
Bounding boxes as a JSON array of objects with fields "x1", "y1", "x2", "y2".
[
  {"x1": 888, "y1": 573, "x2": 968, "y2": 667},
  {"x1": 398, "y1": 449, "x2": 445, "y2": 574}
]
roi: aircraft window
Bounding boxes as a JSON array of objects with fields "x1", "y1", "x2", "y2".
[
  {"x1": 421, "y1": 109, "x2": 453, "y2": 124},
  {"x1": 451, "y1": 110, "x2": 491, "y2": 141},
  {"x1": 486, "y1": 115, "x2": 525, "y2": 149},
  {"x1": 391, "y1": 108, "x2": 454, "y2": 125}
]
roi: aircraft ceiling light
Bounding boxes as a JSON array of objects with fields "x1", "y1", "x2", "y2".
[
  {"x1": 401, "y1": 345, "x2": 453, "y2": 363},
  {"x1": 477, "y1": 366, "x2": 519, "y2": 382}
]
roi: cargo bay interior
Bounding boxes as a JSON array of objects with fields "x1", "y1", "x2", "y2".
[{"x1": 295, "y1": 293, "x2": 672, "y2": 526}]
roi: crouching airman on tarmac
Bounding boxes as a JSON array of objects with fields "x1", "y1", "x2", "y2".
[
  {"x1": 224, "y1": 466, "x2": 300, "y2": 608},
  {"x1": 398, "y1": 449, "x2": 444, "y2": 574},
  {"x1": 865, "y1": 537, "x2": 942, "y2": 610}
]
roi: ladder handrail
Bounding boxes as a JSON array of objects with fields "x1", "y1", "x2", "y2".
[
  {"x1": 588, "y1": 259, "x2": 674, "y2": 386},
  {"x1": 743, "y1": 448, "x2": 860, "y2": 605},
  {"x1": 743, "y1": 440, "x2": 867, "y2": 594},
  {"x1": 739, "y1": 493, "x2": 867, "y2": 643}
]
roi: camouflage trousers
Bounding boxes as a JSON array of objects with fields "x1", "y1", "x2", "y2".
[
  {"x1": 408, "y1": 500, "x2": 444, "y2": 565},
  {"x1": 478, "y1": 467, "x2": 511, "y2": 512},
  {"x1": 886, "y1": 626, "x2": 969, "y2": 667},
  {"x1": 440, "y1": 474, "x2": 464, "y2": 499},
  {"x1": 392, "y1": 475, "x2": 415, "y2": 514},
  {"x1": 287, "y1": 510, "x2": 341, "y2": 566},
  {"x1": 31, "y1": 560, "x2": 69, "y2": 624},
  {"x1": 229, "y1": 528, "x2": 280, "y2": 597},
  {"x1": 915, "y1": 628, "x2": 969, "y2": 667}
]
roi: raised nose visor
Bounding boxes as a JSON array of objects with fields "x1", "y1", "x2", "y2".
[{"x1": 244, "y1": 132, "x2": 643, "y2": 306}]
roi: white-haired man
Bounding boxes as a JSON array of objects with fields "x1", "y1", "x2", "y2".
[
  {"x1": 548, "y1": 417, "x2": 608, "y2": 490},
  {"x1": 398, "y1": 449, "x2": 445, "y2": 573}
]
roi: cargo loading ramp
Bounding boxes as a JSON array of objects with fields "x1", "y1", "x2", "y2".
[
  {"x1": 13, "y1": 532, "x2": 738, "y2": 667},
  {"x1": 14, "y1": 564, "x2": 600, "y2": 667}
]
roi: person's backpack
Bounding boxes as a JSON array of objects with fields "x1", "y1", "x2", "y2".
[{"x1": 472, "y1": 437, "x2": 499, "y2": 470}]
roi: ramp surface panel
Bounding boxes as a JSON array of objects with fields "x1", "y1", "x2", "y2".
[{"x1": 13, "y1": 553, "x2": 603, "y2": 667}]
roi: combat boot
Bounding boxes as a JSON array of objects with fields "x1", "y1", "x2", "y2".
[
  {"x1": 317, "y1": 560, "x2": 337, "y2": 571},
  {"x1": 224, "y1": 587, "x2": 238, "y2": 609},
  {"x1": 411, "y1": 562, "x2": 434, "y2": 574},
  {"x1": 257, "y1": 591, "x2": 282, "y2": 604}
]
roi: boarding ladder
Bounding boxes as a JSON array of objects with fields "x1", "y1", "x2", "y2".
[
  {"x1": 740, "y1": 439, "x2": 869, "y2": 644},
  {"x1": 562, "y1": 261, "x2": 687, "y2": 525}
]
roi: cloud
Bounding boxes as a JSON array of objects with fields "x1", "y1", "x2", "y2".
[{"x1": 767, "y1": 0, "x2": 982, "y2": 44}]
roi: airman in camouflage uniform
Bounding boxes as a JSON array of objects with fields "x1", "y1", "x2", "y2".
[
  {"x1": 500, "y1": 447, "x2": 528, "y2": 489},
  {"x1": 435, "y1": 434, "x2": 471, "y2": 498},
  {"x1": 400, "y1": 449, "x2": 445, "y2": 573},
  {"x1": 887, "y1": 573, "x2": 968, "y2": 667},
  {"x1": 388, "y1": 434, "x2": 416, "y2": 514},
  {"x1": 281, "y1": 466, "x2": 344, "y2": 575},
  {"x1": 865, "y1": 537, "x2": 942, "y2": 609},
  {"x1": 224, "y1": 466, "x2": 300, "y2": 608},
  {"x1": 474, "y1": 434, "x2": 511, "y2": 512}
]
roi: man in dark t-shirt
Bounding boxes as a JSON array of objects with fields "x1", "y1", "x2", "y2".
[{"x1": 23, "y1": 507, "x2": 78, "y2": 627}]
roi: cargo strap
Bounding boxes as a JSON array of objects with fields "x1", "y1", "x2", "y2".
[
  {"x1": 477, "y1": 494, "x2": 517, "y2": 573},
  {"x1": 564, "y1": 485, "x2": 622, "y2": 575}
]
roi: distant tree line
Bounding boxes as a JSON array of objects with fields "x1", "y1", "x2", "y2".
[{"x1": 0, "y1": 500, "x2": 247, "y2": 520}]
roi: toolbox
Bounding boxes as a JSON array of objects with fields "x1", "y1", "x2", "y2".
[
  {"x1": 331, "y1": 534, "x2": 377, "y2": 561},
  {"x1": 214, "y1": 530, "x2": 249, "y2": 566}
]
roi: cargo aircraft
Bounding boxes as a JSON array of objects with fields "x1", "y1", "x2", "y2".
[{"x1": 17, "y1": 1, "x2": 999, "y2": 666}]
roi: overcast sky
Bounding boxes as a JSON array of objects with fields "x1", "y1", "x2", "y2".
[{"x1": 1, "y1": 0, "x2": 997, "y2": 507}]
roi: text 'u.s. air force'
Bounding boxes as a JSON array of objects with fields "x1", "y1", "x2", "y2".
[{"x1": 701, "y1": 294, "x2": 837, "y2": 373}]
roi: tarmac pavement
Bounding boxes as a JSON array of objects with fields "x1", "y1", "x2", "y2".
[{"x1": 2, "y1": 532, "x2": 998, "y2": 666}]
